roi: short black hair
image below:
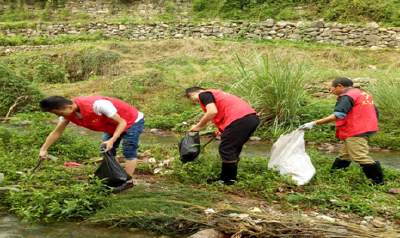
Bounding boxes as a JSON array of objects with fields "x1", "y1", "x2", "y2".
[
  {"x1": 185, "y1": 87, "x2": 205, "y2": 98},
  {"x1": 40, "y1": 96, "x2": 73, "y2": 112},
  {"x1": 331, "y1": 77, "x2": 353, "y2": 87}
]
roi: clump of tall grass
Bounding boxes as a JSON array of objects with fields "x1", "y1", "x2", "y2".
[
  {"x1": 224, "y1": 50, "x2": 315, "y2": 135},
  {"x1": 369, "y1": 73, "x2": 400, "y2": 127}
]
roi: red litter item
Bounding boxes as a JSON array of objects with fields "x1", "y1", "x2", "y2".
[{"x1": 63, "y1": 162, "x2": 85, "y2": 168}]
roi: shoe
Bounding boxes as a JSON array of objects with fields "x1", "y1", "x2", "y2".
[
  {"x1": 207, "y1": 179, "x2": 237, "y2": 186},
  {"x1": 361, "y1": 161, "x2": 384, "y2": 186},
  {"x1": 207, "y1": 162, "x2": 238, "y2": 186},
  {"x1": 331, "y1": 158, "x2": 351, "y2": 172},
  {"x1": 112, "y1": 182, "x2": 134, "y2": 194}
]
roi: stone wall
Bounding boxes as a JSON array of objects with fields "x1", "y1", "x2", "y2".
[{"x1": 1, "y1": 19, "x2": 400, "y2": 50}]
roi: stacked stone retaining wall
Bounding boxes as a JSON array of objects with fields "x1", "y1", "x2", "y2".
[{"x1": 1, "y1": 19, "x2": 400, "y2": 50}]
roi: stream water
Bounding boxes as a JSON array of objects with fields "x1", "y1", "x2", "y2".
[
  {"x1": 132, "y1": 131, "x2": 400, "y2": 169},
  {"x1": 2, "y1": 129, "x2": 399, "y2": 237}
]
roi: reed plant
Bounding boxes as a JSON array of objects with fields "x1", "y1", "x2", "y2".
[
  {"x1": 225, "y1": 50, "x2": 315, "y2": 135},
  {"x1": 369, "y1": 73, "x2": 400, "y2": 127}
]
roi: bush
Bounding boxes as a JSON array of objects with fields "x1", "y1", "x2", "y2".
[{"x1": 0, "y1": 64, "x2": 44, "y2": 115}]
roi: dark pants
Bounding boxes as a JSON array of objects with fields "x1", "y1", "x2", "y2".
[{"x1": 219, "y1": 114, "x2": 260, "y2": 163}]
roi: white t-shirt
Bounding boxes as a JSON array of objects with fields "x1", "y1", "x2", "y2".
[{"x1": 60, "y1": 99, "x2": 143, "y2": 122}]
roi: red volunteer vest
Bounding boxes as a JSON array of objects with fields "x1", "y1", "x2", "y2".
[
  {"x1": 64, "y1": 95, "x2": 138, "y2": 135},
  {"x1": 335, "y1": 89, "x2": 378, "y2": 140},
  {"x1": 199, "y1": 90, "x2": 257, "y2": 132}
]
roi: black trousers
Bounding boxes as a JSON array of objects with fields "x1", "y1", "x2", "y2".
[{"x1": 219, "y1": 114, "x2": 260, "y2": 163}]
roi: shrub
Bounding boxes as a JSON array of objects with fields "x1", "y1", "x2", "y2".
[{"x1": 0, "y1": 64, "x2": 44, "y2": 115}]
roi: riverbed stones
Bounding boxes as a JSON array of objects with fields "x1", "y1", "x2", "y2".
[{"x1": 188, "y1": 229, "x2": 225, "y2": 238}]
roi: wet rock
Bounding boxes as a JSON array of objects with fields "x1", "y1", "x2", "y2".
[
  {"x1": 188, "y1": 229, "x2": 225, "y2": 238},
  {"x1": 371, "y1": 219, "x2": 386, "y2": 228},
  {"x1": 150, "y1": 128, "x2": 162, "y2": 133},
  {"x1": 21, "y1": 120, "x2": 32, "y2": 125},
  {"x1": 327, "y1": 228, "x2": 348, "y2": 233},
  {"x1": 316, "y1": 215, "x2": 335, "y2": 222},
  {"x1": 249, "y1": 136, "x2": 262, "y2": 141},
  {"x1": 77, "y1": 131, "x2": 89, "y2": 135},
  {"x1": 364, "y1": 216, "x2": 374, "y2": 221},
  {"x1": 360, "y1": 221, "x2": 368, "y2": 226},
  {"x1": 388, "y1": 188, "x2": 400, "y2": 194}
]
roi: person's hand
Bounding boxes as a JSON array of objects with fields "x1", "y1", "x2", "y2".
[
  {"x1": 189, "y1": 124, "x2": 202, "y2": 132},
  {"x1": 298, "y1": 122, "x2": 317, "y2": 131},
  {"x1": 39, "y1": 150, "x2": 48, "y2": 160},
  {"x1": 214, "y1": 129, "x2": 222, "y2": 137},
  {"x1": 101, "y1": 139, "x2": 115, "y2": 153}
]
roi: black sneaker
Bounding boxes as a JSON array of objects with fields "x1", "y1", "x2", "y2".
[{"x1": 112, "y1": 182, "x2": 134, "y2": 194}]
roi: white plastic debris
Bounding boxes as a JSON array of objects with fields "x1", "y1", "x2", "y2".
[
  {"x1": 247, "y1": 207, "x2": 262, "y2": 213},
  {"x1": 204, "y1": 208, "x2": 216, "y2": 214},
  {"x1": 148, "y1": 158, "x2": 156, "y2": 163}
]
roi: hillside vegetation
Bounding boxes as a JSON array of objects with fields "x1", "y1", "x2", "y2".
[{"x1": 1, "y1": 0, "x2": 400, "y2": 26}]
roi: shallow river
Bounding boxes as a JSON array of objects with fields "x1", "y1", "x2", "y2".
[
  {"x1": 0, "y1": 211, "x2": 183, "y2": 238},
  {"x1": 136, "y1": 131, "x2": 400, "y2": 169}
]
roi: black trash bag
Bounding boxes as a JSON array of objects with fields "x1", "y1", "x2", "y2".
[
  {"x1": 94, "y1": 151, "x2": 132, "y2": 187},
  {"x1": 178, "y1": 132, "x2": 201, "y2": 163}
]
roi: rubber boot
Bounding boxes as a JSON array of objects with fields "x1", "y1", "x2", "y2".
[
  {"x1": 360, "y1": 161, "x2": 384, "y2": 186},
  {"x1": 331, "y1": 158, "x2": 351, "y2": 172},
  {"x1": 207, "y1": 162, "x2": 238, "y2": 185}
]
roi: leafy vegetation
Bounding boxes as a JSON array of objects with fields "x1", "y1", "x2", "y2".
[
  {"x1": 193, "y1": 0, "x2": 400, "y2": 26},
  {"x1": 0, "y1": 64, "x2": 44, "y2": 116},
  {"x1": 0, "y1": 113, "x2": 111, "y2": 224}
]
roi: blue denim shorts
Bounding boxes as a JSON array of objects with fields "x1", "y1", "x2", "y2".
[{"x1": 100, "y1": 118, "x2": 144, "y2": 160}]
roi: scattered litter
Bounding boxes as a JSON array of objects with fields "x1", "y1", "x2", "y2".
[
  {"x1": 248, "y1": 207, "x2": 262, "y2": 213},
  {"x1": 229, "y1": 213, "x2": 251, "y2": 220},
  {"x1": 0, "y1": 173, "x2": 4, "y2": 183},
  {"x1": 47, "y1": 155, "x2": 59, "y2": 161},
  {"x1": 0, "y1": 186, "x2": 21, "y2": 192},
  {"x1": 148, "y1": 158, "x2": 156, "y2": 163},
  {"x1": 89, "y1": 157, "x2": 103, "y2": 162},
  {"x1": 63, "y1": 162, "x2": 85, "y2": 168},
  {"x1": 204, "y1": 208, "x2": 216, "y2": 214},
  {"x1": 15, "y1": 171, "x2": 23, "y2": 175}
]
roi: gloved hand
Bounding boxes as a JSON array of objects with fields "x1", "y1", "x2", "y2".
[
  {"x1": 298, "y1": 122, "x2": 317, "y2": 131},
  {"x1": 214, "y1": 129, "x2": 222, "y2": 137}
]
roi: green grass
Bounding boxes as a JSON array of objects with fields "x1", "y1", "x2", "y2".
[{"x1": 89, "y1": 183, "x2": 226, "y2": 234}]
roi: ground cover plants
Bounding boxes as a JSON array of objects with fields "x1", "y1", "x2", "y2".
[
  {"x1": 0, "y1": 113, "x2": 111, "y2": 224},
  {"x1": 1, "y1": 39, "x2": 400, "y2": 236}
]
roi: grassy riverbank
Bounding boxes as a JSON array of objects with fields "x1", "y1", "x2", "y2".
[
  {"x1": 0, "y1": 114, "x2": 400, "y2": 236},
  {"x1": 1, "y1": 38, "x2": 400, "y2": 236},
  {"x1": 2, "y1": 39, "x2": 400, "y2": 149}
]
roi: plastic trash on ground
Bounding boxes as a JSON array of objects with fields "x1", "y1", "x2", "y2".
[
  {"x1": 94, "y1": 151, "x2": 132, "y2": 187},
  {"x1": 178, "y1": 132, "x2": 200, "y2": 163},
  {"x1": 268, "y1": 130, "x2": 316, "y2": 185}
]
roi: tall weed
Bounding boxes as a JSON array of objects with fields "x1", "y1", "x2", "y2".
[
  {"x1": 224, "y1": 49, "x2": 315, "y2": 135},
  {"x1": 369, "y1": 73, "x2": 400, "y2": 127}
]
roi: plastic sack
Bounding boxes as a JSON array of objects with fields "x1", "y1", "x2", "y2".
[
  {"x1": 94, "y1": 151, "x2": 132, "y2": 187},
  {"x1": 268, "y1": 130, "x2": 315, "y2": 185},
  {"x1": 178, "y1": 132, "x2": 201, "y2": 163}
]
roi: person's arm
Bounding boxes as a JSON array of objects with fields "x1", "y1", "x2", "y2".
[
  {"x1": 39, "y1": 120, "x2": 70, "y2": 159},
  {"x1": 101, "y1": 113, "x2": 127, "y2": 152},
  {"x1": 189, "y1": 103, "x2": 218, "y2": 132},
  {"x1": 315, "y1": 114, "x2": 337, "y2": 125}
]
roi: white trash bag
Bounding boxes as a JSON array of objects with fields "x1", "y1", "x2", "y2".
[{"x1": 268, "y1": 130, "x2": 315, "y2": 185}]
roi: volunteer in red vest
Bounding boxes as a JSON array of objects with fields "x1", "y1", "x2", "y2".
[
  {"x1": 299, "y1": 78, "x2": 384, "y2": 185},
  {"x1": 185, "y1": 87, "x2": 260, "y2": 185},
  {"x1": 39, "y1": 95, "x2": 144, "y2": 193}
]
